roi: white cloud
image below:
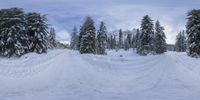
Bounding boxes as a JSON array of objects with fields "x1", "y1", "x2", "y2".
[{"x1": 56, "y1": 30, "x2": 70, "y2": 42}]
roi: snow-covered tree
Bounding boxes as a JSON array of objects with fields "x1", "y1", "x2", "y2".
[
  {"x1": 48, "y1": 27, "x2": 56, "y2": 48},
  {"x1": 124, "y1": 33, "x2": 132, "y2": 50},
  {"x1": 78, "y1": 26, "x2": 84, "y2": 50},
  {"x1": 26, "y1": 12, "x2": 49, "y2": 54},
  {"x1": 175, "y1": 31, "x2": 186, "y2": 52},
  {"x1": 131, "y1": 34, "x2": 136, "y2": 49},
  {"x1": 154, "y1": 20, "x2": 166, "y2": 54},
  {"x1": 110, "y1": 35, "x2": 117, "y2": 50},
  {"x1": 0, "y1": 8, "x2": 54, "y2": 57},
  {"x1": 135, "y1": 29, "x2": 141, "y2": 49},
  {"x1": 118, "y1": 29, "x2": 123, "y2": 49},
  {"x1": 107, "y1": 36, "x2": 111, "y2": 50},
  {"x1": 0, "y1": 8, "x2": 28, "y2": 57},
  {"x1": 186, "y1": 9, "x2": 200, "y2": 57},
  {"x1": 80, "y1": 16, "x2": 96, "y2": 54},
  {"x1": 97, "y1": 21, "x2": 108, "y2": 55},
  {"x1": 70, "y1": 26, "x2": 79, "y2": 50},
  {"x1": 137, "y1": 15, "x2": 154, "y2": 55}
]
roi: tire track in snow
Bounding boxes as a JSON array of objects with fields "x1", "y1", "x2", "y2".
[{"x1": 0, "y1": 50, "x2": 65, "y2": 78}]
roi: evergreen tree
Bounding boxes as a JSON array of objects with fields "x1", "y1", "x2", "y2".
[
  {"x1": 97, "y1": 21, "x2": 108, "y2": 55},
  {"x1": 110, "y1": 35, "x2": 117, "y2": 50},
  {"x1": 118, "y1": 29, "x2": 123, "y2": 49},
  {"x1": 0, "y1": 8, "x2": 28, "y2": 57},
  {"x1": 186, "y1": 9, "x2": 200, "y2": 57},
  {"x1": 124, "y1": 34, "x2": 132, "y2": 50},
  {"x1": 74, "y1": 34, "x2": 79, "y2": 50},
  {"x1": 135, "y1": 29, "x2": 141, "y2": 49},
  {"x1": 78, "y1": 26, "x2": 84, "y2": 50},
  {"x1": 49, "y1": 27, "x2": 56, "y2": 48},
  {"x1": 131, "y1": 34, "x2": 136, "y2": 49},
  {"x1": 154, "y1": 20, "x2": 166, "y2": 54},
  {"x1": 80, "y1": 16, "x2": 96, "y2": 54},
  {"x1": 0, "y1": 8, "x2": 52, "y2": 57},
  {"x1": 137, "y1": 15, "x2": 154, "y2": 55},
  {"x1": 70, "y1": 26, "x2": 79, "y2": 50},
  {"x1": 110, "y1": 35, "x2": 114, "y2": 49},
  {"x1": 175, "y1": 31, "x2": 186, "y2": 52},
  {"x1": 107, "y1": 36, "x2": 111, "y2": 50},
  {"x1": 26, "y1": 12, "x2": 49, "y2": 53}
]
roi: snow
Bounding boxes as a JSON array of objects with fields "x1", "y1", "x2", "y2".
[{"x1": 0, "y1": 49, "x2": 200, "y2": 100}]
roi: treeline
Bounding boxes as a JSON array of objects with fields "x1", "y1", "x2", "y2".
[
  {"x1": 174, "y1": 30, "x2": 186, "y2": 52},
  {"x1": 174, "y1": 9, "x2": 200, "y2": 58},
  {"x1": 70, "y1": 15, "x2": 167, "y2": 55},
  {"x1": 0, "y1": 8, "x2": 57, "y2": 57},
  {"x1": 71, "y1": 9, "x2": 200, "y2": 58},
  {"x1": 1, "y1": 8, "x2": 200, "y2": 58}
]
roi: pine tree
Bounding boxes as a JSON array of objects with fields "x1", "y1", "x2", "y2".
[
  {"x1": 78, "y1": 26, "x2": 84, "y2": 50},
  {"x1": 0, "y1": 8, "x2": 52, "y2": 57},
  {"x1": 186, "y1": 9, "x2": 200, "y2": 57},
  {"x1": 49, "y1": 27, "x2": 56, "y2": 48},
  {"x1": 110, "y1": 35, "x2": 114, "y2": 49},
  {"x1": 97, "y1": 22, "x2": 108, "y2": 55},
  {"x1": 0, "y1": 8, "x2": 28, "y2": 57},
  {"x1": 118, "y1": 29, "x2": 123, "y2": 49},
  {"x1": 107, "y1": 36, "x2": 111, "y2": 50},
  {"x1": 110, "y1": 35, "x2": 117, "y2": 50},
  {"x1": 135, "y1": 29, "x2": 141, "y2": 50},
  {"x1": 70, "y1": 26, "x2": 79, "y2": 50},
  {"x1": 154, "y1": 20, "x2": 166, "y2": 54},
  {"x1": 80, "y1": 16, "x2": 96, "y2": 54},
  {"x1": 137, "y1": 15, "x2": 154, "y2": 55},
  {"x1": 26, "y1": 12, "x2": 49, "y2": 54},
  {"x1": 131, "y1": 34, "x2": 136, "y2": 49},
  {"x1": 124, "y1": 33, "x2": 132, "y2": 50},
  {"x1": 175, "y1": 31, "x2": 186, "y2": 52},
  {"x1": 74, "y1": 34, "x2": 79, "y2": 50}
]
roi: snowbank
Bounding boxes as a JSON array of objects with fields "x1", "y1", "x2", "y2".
[{"x1": 0, "y1": 49, "x2": 200, "y2": 100}]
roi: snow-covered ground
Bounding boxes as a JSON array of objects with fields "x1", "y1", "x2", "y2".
[{"x1": 0, "y1": 49, "x2": 200, "y2": 100}]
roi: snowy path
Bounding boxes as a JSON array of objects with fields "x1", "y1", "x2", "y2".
[{"x1": 0, "y1": 49, "x2": 200, "y2": 100}]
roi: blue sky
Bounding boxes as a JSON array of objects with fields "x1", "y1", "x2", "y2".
[{"x1": 0, "y1": 0, "x2": 200, "y2": 44}]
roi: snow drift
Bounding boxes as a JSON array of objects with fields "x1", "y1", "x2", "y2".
[{"x1": 0, "y1": 49, "x2": 200, "y2": 100}]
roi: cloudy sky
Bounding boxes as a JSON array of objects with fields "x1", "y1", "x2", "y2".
[{"x1": 0, "y1": 0, "x2": 200, "y2": 44}]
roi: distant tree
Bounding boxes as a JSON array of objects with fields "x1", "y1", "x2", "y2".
[
  {"x1": 154, "y1": 20, "x2": 166, "y2": 54},
  {"x1": 175, "y1": 31, "x2": 186, "y2": 52},
  {"x1": 131, "y1": 34, "x2": 136, "y2": 49},
  {"x1": 70, "y1": 26, "x2": 79, "y2": 50},
  {"x1": 74, "y1": 34, "x2": 79, "y2": 50},
  {"x1": 97, "y1": 21, "x2": 108, "y2": 55},
  {"x1": 186, "y1": 9, "x2": 200, "y2": 57},
  {"x1": 110, "y1": 35, "x2": 117, "y2": 50},
  {"x1": 26, "y1": 12, "x2": 49, "y2": 54},
  {"x1": 124, "y1": 33, "x2": 132, "y2": 50},
  {"x1": 78, "y1": 26, "x2": 84, "y2": 50},
  {"x1": 118, "y1": 29, "x2": 123, "y2": 49},
  {"x1": 135, "y1": 29, "x2": 141, "y2": 49},
  {"x1": 107, "y1": 36, "x2": 111, "y2": 50},
  {"x1": 48, "y1": 27, "x2": 56, "y2": 48},
  {"x1": 79, "y1": 16, "x2": 96, "y2": 54},
  {"x1": 137, "y1": 15, "x2": 154, "y2": 55}
]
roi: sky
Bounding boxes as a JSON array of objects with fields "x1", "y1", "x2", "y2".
[{"x1": 0, "y1": 0, "x2": 200, "y2": 44}]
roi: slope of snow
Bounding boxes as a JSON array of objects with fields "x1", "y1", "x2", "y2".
[{"x1": 0, "y1": 49, "x2": 200, "y2": 100}]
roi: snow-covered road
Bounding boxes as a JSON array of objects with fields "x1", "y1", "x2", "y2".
[{"x1": 0, "y1": 49, "x2": 200, "y2": 100}]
